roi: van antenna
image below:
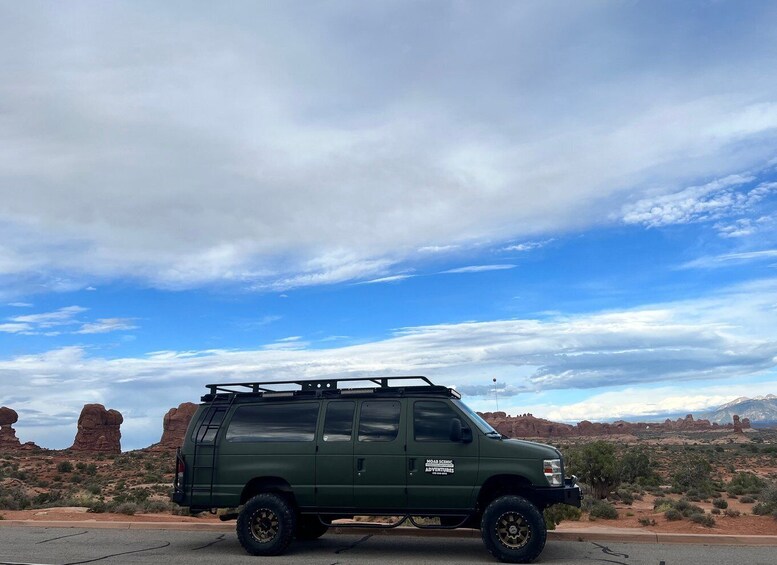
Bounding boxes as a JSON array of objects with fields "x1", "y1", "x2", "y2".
[{"x1": 492, "y1": 377, "x2": 499, "y2": 411}]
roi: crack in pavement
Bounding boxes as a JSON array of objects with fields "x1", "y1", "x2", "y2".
[
  {"x1": 191, "y1": 533, "x2": 226, "y2": 550},
  {"x1": 60, "y1": 541, "x2": 171, "y2": 565},
  {"x1": 36, "y1": 531, "x2": 88, "y2": 544},
  {"x1": 334, "y1": 534, "x2": 372, "y2": 555}
]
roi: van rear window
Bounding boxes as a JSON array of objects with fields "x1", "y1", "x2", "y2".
[{"x1": 225, "y1": 403, "x2": 319, "y2": 442}]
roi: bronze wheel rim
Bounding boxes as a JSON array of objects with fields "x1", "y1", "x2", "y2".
[
  {"x1": 250, "y1": 508, "x2": 279, "y2": 543},
  {"x1": 495, "y1": 511, "x2": 531, "y2": 549}
]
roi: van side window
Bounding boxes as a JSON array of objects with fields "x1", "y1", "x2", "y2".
[
  {"x1": 414, "y1": 401, "x2": 466, "y2": 442},
  {"x1": 323, "y1": 401, "x2": 355, "y2": 442},
  {"x1": 358, "y1": 401, "x2": 400, "y2": 442},
  {"x1": 225, "y1": 403, "x2": 319, "y2": 442},
  {"x1": 191, "y1": 407, "x2": 227, "y2": 444}
]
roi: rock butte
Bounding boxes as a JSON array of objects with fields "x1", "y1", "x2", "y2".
[{"x1": 70, "y1": 404, "x2": 124, "y2": 454}]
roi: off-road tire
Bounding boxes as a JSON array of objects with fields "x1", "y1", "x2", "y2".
[
  {"x1": 296, "y1": 515, "x2": 329, "y2": 540},
  {"x1": 481, "y1": 495, "x2": 546, "y2": 563},
  {"x1": 236, "y1": 493, "x2": 296, "y2": 556}
]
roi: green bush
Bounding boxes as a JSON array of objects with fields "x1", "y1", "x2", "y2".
[
  {"x1": 620, "y1": 448, "x2": 660, "y2": 486},
  {"x1": 567, "y1": 441, "x2": 621, "y2": 499},
  {"x1": 740, "y1": 495, "x2": 755, "y2": 504},
  {"x1": 752, "y1": 483, "x2": 777, "y2": 517},
  {"x1": 113, "y1": 502, "x2": 138, "y2": 516},
  {"x1": 689, "y1": 513, "x2": 715, "y2": 527},
  {"x1": 664, "y1": 508, "x2": 682, "y2": 521},
  {"x1": 671, "y1": 454, "x2": 713, "y2": 496},
  {"x1": 710, "y1": 508, "x2": 720, "y2": 515},
  {"x1": 727, "y1": 473, "x2": 766, "y2": 496},
  {"x1": 724, "y1": 509, "x2": 740, "y2": 517},
  {"x1": 638, "y1": 517, "x2": 656, "y2": 526},
  {"x1": 712, "y1": 498, "x2": 728, "y2": 509},
  {"x1": 588, "y1": 500, "x2": 618, "y2": 520},
  {"x1": 56, "y1": 461, "x2": 73, "y2": 473},
  {"x1": 544, "y1": 503, "x2": 582, "y2": 530}
]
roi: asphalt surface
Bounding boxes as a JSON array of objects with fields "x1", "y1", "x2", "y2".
[{"x1": 1, "y1": 526, "x2": 776, "y2": 565}]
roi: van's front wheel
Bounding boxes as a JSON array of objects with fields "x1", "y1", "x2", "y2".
[
  {"x1": 481, "y1": 495, "x2": 546, "y2": 563},
  {"x1": 236, "y1": 493, "x2": 296, "y2": 555}
]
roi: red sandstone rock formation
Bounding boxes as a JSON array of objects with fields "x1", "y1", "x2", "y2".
[
  {"x1": 149, "y1": 402, "x2": 198, "y2": 451},
  {"x1": 0, "y1": 406, "x2": 21, "y2": 448},
  {"x1": 478, "y1": 410, "x2": 743, "y2": 439},
  {"x1": 733, "y1": 414, "x2": 743, "y2": 434},
  {"x1": 70, "y1": 404, "x2": 123, "y2": 453}
]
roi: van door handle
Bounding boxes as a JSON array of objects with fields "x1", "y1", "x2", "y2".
[
  {"x1": 408, "y1": 458, "x2": 417, "y2": 473},
  {"x1": 356, "y1": 458, "x2": 365, "y2": 472}
]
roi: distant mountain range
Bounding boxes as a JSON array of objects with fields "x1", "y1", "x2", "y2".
[{"x1": 704, "y1": 394, "x2": 777, "y2": 427}]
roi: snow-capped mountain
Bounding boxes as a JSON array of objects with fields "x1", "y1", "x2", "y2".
[{"x1": 704, "y1": 395, "x2": 777, "y2": 426}]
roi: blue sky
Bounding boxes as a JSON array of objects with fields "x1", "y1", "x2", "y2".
[{"x1": 1, "y1": 1, "x2": 777, "y2": 449}]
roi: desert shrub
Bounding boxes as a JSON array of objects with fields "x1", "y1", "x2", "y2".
[
  {"x1": 671, "y1": 454, "x2": 714, "y2": 496},
  {"x1": 724, "y1": 509, "x2": 740, "y2": 517},
  {"x1": 752, "y1": 482, "x2": 777, "y2": 517},
  {"x1": 710, "y1": 508, "x2": 720, "y2": 515},
  {"x1": 113, "y1": 502, "x2": 138, "y2": 515},
  {"x1": 142, "y1": 499, "x2": 172, "y2": 514},
  {"x1": 0, "y1": 485, "x2": 31, "y2": 510},
  {"x1": 727, "y1": 473, "x2": 766, "y2": 496},
  {"x1": 614, "y1": 488, "x2": 634, "y2": 505},
  {"x1": 740, "y1": 495, "x2": 755, "y2": 504},
  {"x1": 653, "y1": 497, "x2": 673, "y2": 513},
  {"x1": 638, "y1": 517, "x2": 656, "y2": 526},
  {"x1": 689, "y1": 513, "x2": 715, "y2": 527},
  {"x1": 85, "y1": 464, "x2": 97, "y2": 476},
  {"x1": 674, "y1": 499, "x2": 704, "y2": 518},
  {"x1": 620, "y1": 447, "x2": 660, "y2": 486},
  {"x1": 544, "y1": 503, "x2": 582, "y2": 530},
  {"x1": 712, "y1": 498, "x2": 728, "y2": 509},
  {"x1": 567, "y1": 441, "x2": 621, "y2": 499},
  {"x1": 588, "y1": 500, "x2": 618, "y2": 520},
  {"x1": 664, "y1": 508, "x2": 683, "y2": 521},
  {"x1": 56, "y1": 461, "x2": 73, "y2": 473}
]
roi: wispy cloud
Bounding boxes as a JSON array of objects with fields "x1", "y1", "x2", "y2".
[
  {"x1": 1, "y1": 306, "x2": 137, "y2": 335},
  {"x1": 442, "y1": 265, "x2": 516, "y2": 274},
  {"x1": 359, "y1": 274, "x2": 415, "y2": 284},
  {"x1": 9, "y1": 306, "x2": 87, "y2": 329},
  {"x1": 7, "y1": 302, "x2": 33, "y2": 308},
  {"x1": 680, "y1": 249, "x2": 777, "y2": 269},
  {"x1": 622, "y1": 175, "x2": 775, "y2": 232},
  {"x1": 75, "y1": 318, "x2": 138, "y2": 334},
  {"x1": 503, "y1": 240, "x2": 553, "y2": 252}
]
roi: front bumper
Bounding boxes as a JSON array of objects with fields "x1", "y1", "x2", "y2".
[{"x1": 533, "y1": 477, "x2": 582, "y2": 508}]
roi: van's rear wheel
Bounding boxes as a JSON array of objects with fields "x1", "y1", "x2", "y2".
[
  {"x1": 236, "y1": 493, "x2": 296, "y2": 555},
  {"x1": 481, "y1": 495, "x2": 546, "y2": 563}
]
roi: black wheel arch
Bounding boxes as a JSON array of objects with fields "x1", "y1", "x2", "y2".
[
  {"x1": 240, "y1": 476, "x2": 296, "y2": 507},
  {"x1": 477, "y1": 474, "x2": 548, "y2": 512}
]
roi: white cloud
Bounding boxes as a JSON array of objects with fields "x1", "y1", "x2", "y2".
[
  {"x1": 7, "y1": 302, "x2": 33, "y2": 308},
  {"x1": 681, "y1": 249, "x2": 777, "y2": 269},
  {"x1": 10, "y1": 306, "x2": 87, "y2": 328},
  {"x1": 75, "y1": 318, "x2": 138, "y2": 334},
  {"x1": 443, "y1": 265, "x2": 516, "y2": 274},
  {"x1": 2, "y1": 4, "x2": 777, "y2": 291},
  {"x1": 622, "y1": 176, "x2": 776, "y2": 232},
  {"x1": 360, "y1": 274, "x2": 416, "y2": 284},
  {"x1": 503, "y1": 240, "x2": 552, "y2": 252}
]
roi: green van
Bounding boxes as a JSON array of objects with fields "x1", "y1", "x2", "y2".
[{"x1": 172, "y1": 376, "x2": 580, "y2": 563}]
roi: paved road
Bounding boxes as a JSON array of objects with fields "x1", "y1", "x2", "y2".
[{"x1": 0, "y1": 526, "x2": 775, "y2": 565}]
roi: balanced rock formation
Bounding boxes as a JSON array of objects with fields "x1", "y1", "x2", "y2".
[
  {"x1": 151, "y1": 402, "x2": 198, "y2": 451},
  {"x1": 70, "y1": 404, "x2": 123, "y2": 453},
  {"x1": 0, "y1": 406, "x2": 21, "y2": 448}
]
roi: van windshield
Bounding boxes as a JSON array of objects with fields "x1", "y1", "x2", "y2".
[{"x1": 452, "y1": 400, "x2": 499, "y2": 436}]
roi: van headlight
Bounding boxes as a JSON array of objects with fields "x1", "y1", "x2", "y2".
[{"x1": 543, "y1": 459, "x2": 562, "y2": 486}]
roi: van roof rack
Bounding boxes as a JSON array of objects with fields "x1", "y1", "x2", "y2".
[{"x1": 202, "y1": 376, "x2": 461, "y2": 402}]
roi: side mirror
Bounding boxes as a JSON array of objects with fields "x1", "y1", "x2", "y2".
[{"x1": 450, "y1": 418, "x2": 472, "y2": 443}]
